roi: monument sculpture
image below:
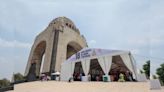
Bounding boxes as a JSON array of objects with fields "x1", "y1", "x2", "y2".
[{"x1": 25, "y1": 17, "x2": 87, "y2": 81}]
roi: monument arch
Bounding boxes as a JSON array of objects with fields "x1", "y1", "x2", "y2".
[
  {"x1": 66, "y1": 41, "x2": 83, "y2": 59},
  {"x1": 25, "y1": 17, "x2": 87, "y2": 81}
]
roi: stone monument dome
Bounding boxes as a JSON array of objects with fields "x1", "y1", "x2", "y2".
[{"x1": 49, "y1": 16, "x2": 80, "y2": 34}]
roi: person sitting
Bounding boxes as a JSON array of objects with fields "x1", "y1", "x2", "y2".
[
  {"x1": 44, "y1": 74, "x2": 48, "y2": 81},
  {"x1": 40, "y1": 73, "x2": 49, "y2": 81},
  {"x1": 118, "y1": 73, "x2": 125, "y2": 82}
]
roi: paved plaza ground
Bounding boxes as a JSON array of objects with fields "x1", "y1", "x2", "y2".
[{"x1": 7, "y1": 81, "x2": 164, "y2": 92}]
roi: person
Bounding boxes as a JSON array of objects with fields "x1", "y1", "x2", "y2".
[
  {"x1": 40, "y1": 74, "x2": 44, "y2": 81},
  {"x1": 88, "y1": 74, "x2": 91, "y2": 81},
  {"x1": 116, "y1": 71, "x2": 120, "y2": 81},
  {"x1": 47, "y1": 75, "x2": 51, "y2": 81},
  {"x1": 126, "y1": 71, "x2": 132, "y2": 81},
  {"x1": 44, "y1": 74, "x2": 48, "y2": 81},
  {"x1": 96, "y1": 76, "x2": 100, "y2": 81},
  {"x1": 68, "y1": 76, "x2": 73, "y2": 82},
  {"x1": 41, "y1": 73, "x2": 46, "y2": 81},
  {"x1": 130, "y1": 71, "x2": 134, "y2": 81},
  {"x1": 118, "y1": 73, "x2": 125, "y2": 82},
  {"x1": 80, "y1": 73, "x2": 82, "y2": 81},
  {"x1": 99, "y1": 71, "x2": 103, "y2": 81},
  {"x1": 110, "y1": 75, "x2": 114, "y2": 81}
]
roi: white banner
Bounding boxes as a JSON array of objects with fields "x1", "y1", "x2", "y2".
[{"x1": 66, "y1": 48, "x2": 123, "y2": 62}]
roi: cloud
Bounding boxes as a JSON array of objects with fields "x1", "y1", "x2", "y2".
[
  {"x1": 0, "y1": 38, "x2": 31, "y2": 48},
  {"x1": 0, "y1": 57, "x2": 14, "y2": 80},
  {"x1": 89, "y1": 40, "x2": 96, "y2": 44},
  {"x1": 150, "y1": 34, "x2": 164, "y2": 47},
  {"x1": 88, "y1": 40, "x2": 97, "y2": 47},
  {"x1": 131, "y1": 49, "x2": 140, "y2": 54}
]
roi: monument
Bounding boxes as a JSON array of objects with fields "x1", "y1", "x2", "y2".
[{"x1": 25, "y1": 17, "x2": 87, "y2": 81}]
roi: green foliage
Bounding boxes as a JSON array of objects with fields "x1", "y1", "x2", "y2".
[
  {"x1": 156, "y1": 63, "x2": 164, "y2": 86},
  {"x1": 152, "y1": 75, "x2": 157, "y2": 79},
  {"x1": 0, "y1": 78, "x2": 10, "y2": 88},
  {"x1": 140, "y1": 70, "x2": 144, "y2": 74},
  {"x1": 143, "y1": 60, "x2": 150, "y2": 79},
  {"x1": 14, "y1": 73, "x2": 25, "y2": 82}
]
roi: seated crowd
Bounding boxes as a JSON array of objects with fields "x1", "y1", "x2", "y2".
[{"x1": 72, "y1": 71, "x2": 134, "y2": 82}]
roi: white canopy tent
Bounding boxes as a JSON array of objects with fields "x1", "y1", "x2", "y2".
[{"x1": 61, "y1": 48, "x2": 138, "y2": 81}]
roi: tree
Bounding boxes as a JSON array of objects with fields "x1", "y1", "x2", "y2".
[
  {"x1": 0, "y1": 78, "x2": 10, "y2": 88},
  {"x1": 152, "y1": 75, "x2": 157, "y2": 79},
  {"x1": 140, "y1": 70, "x2": 144, "y2": 74},
  {"x1": 14, "y1": 73, "x2": 25, "y2": 82},
  {"x1": 156, "y1": 63, "x2": 164, "y2": 86},
  {"x1": 142, "y1": 60, "x2": 150, "y2": 79}
]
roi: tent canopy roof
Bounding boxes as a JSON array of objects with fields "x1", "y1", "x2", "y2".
[{"x1": 65, "y1": 48, "x2": 130, "y2": 63}]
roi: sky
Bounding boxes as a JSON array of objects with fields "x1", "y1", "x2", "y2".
[{"x1": 0, "y1": 0, "x2": 164, "y2": 80}]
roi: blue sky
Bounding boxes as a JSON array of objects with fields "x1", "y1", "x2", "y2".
[{"x1": 0, "y1": 0, "x2": 164, "y2": 80}]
